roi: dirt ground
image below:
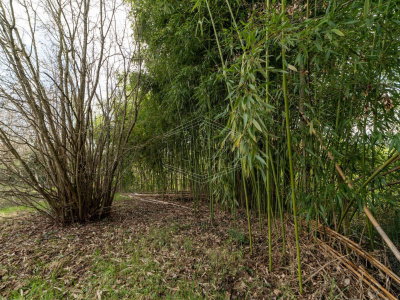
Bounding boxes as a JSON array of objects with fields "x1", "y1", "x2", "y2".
[{"x1": 0, "y1": 194, "x2": 391, "y2": 299}]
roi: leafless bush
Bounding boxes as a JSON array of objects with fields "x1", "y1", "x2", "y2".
[{"x1": 0, "y1": 0, "x2": 146, "y2": 223}]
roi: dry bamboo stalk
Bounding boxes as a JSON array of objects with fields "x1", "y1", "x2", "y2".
[
  {"x1": 370, "y1": 180, "x2": 400, "y2": 191},
  {"x1": 320, "y1": 241, "x2": 396, "y2": 300},
  {"x1": 299, "y1": 109, "x2": 400, "y2": 263},
  {"x1": 342, "y1": 254, "x2": 395, "y2": 300},
  {"x1": 128, "y1": 194, "x2": 193, "y2": 210},
  {"x1": 354, "y1": 156, "x2": 400, "y2": 182},
  {"x1": 381, "y1": 165, "x2": 400, "y2": 177},
  {"x1": 320, "y1": 242, "x2": 382, "y2": 297},
  {"x1": 309, "y1": 220, "x2": 400, "y2": 286}
]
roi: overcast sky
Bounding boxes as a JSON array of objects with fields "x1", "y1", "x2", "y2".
[{"x1": 0, "y1": 0, "x2": 134, "y2": 86}]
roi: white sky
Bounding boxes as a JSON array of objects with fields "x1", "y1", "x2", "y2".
[{"x1": 0, "y1": 0, "x2": 134, "y2": 87}]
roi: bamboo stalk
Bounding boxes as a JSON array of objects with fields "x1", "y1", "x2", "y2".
[
  {"x1": 299, "y1": 109, "x2": 400, "y2": 263},
  {"x1": 265, "y1": 0, "x2": 272, "y2": 272},
  {"x1": 320, "y1": 241, "x2": 396, "y2": 300},
  {"x1": 381, "y1": 163, "x2": 400, "y2": 177},
  {"x1": 339, "y1": 152, "x2": 400, "y2": 229},
  {"x1": 242, "y1": 171, "x2": 253, "y2": 254},
  {"x1": 313, "y1": 222, "x2": 400, "y2": 286},
  {"x1": 282, "y1": 0, "x2": 303, "y2": 292},
  {"x1": 269, "y1": 147, "x2": 286, "y2": 257},
  {"x1": 353, "y1": 155, "x2": 400, "y2": 182},
  {"x1": 370, "y1": 179, "x2": 400, "y2": 191},
  {"x1": 253, "y1": 171, "x2": 263, "y2": 232},
  {"x1": 266, "y1": 159, "x2": 272, "y2": 270}
]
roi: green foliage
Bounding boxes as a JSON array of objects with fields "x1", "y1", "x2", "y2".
[{"x1": 127, "y1": 0, "x2": 400, "y2": 273}]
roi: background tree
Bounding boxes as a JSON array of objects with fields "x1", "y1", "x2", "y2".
[{"x1": 0, "y1": 0, "x2": 146, "y2": 224}]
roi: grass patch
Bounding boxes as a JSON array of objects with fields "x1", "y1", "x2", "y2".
[
  {"x1": 114, "y1": 193, "x2": 131, "y2": 202},
  {"x1": 0, "y1": 195, "x2": 355, "y2": 299},
  {"x1": 0, "y1": 192, "x2": 129, "y2": 217},
  {"x1": 2, "y1": 223, "x2": 237, "y2": 299},
  {"x1": 0, "y1": 203, "x2": 32, "y2": 217}
]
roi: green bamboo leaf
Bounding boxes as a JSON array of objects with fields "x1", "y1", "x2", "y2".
[
  {"x1": 288, "y1": 64, "x2": 298, "y2": 72},
  {"x1": 255, "y1": 155, "x2": 266, "y2": 166},
  {"x1": 247, "y1": 128, "x2": 257, "y2": 142},
  {"x1": 314, "y1": 41, "x2": 323, "y2": 51},
  {"x1": 243, "y1": 113, "x2": 248, "y2": 127},
  {"x1": 191, "y1": 0, "x2": 202, "y2": 11},
  {"x1": 256, "y1": 118, "x2": 267, "y2": 130},
  {"x1": 332, "y1": 29, "x2": 344, "y2": 36},
  {"x1": 234, "y1": 136, "x2": 242, "y2": 147},
  {"x1": 252, "y1": 119, "x2": 262, "y2": 132}
]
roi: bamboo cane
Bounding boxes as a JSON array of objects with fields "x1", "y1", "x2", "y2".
[
  {"x1": 299, "y1": 109, "x2": 400, "y2": 263},
  {"x1": 269, "y1": 147, "x2": 286, "y2": 257},
  {"x1": 282, "y1": 0, "x2": 303, "y2": 292},
  {"x1": 265, "y1": 0, "x2": 273, "y2": 272},
  {"x1": 315, "y1": 222, "x2": 400, "y2": 286},
  {"x1": 320, "y1": 242, "x2": 396, "y2": 300},
  {"x1": 242, "y1": 170, "x2": 253, "y2": 254},
  {"x1": 339, "y1": 152, "x2": 400, "y2": 229}
]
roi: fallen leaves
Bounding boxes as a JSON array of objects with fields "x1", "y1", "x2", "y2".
[{"x1": 0, "y1": 195, "x2": 374, "y2": 299}]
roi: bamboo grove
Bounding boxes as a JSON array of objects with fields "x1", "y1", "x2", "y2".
[{"x1": 125, "y1": 0, "x2": 400, "y2": 289}]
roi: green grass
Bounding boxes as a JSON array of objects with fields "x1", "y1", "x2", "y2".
[
  {"x1": 114, "y1": 193, "x2": 131, "y2": 202},
  {"x1": 0, "y1": 192, "x2": 129, "y2": 217},
  {"x1": 1, "y1": 198, "x2": 346, "y2": 299},
  {"x1": 3, "y1": 224, "x2": 236, "y2": 299},
  {"x1": 0, "y1": 205, "x2": 30, "y2": 215},
  {"x1": 0, "y1": 202, "x2": 33, "y2": 217},
  {"x1": 1, "y1": 220, "x2": 300, "y2": 300}
]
